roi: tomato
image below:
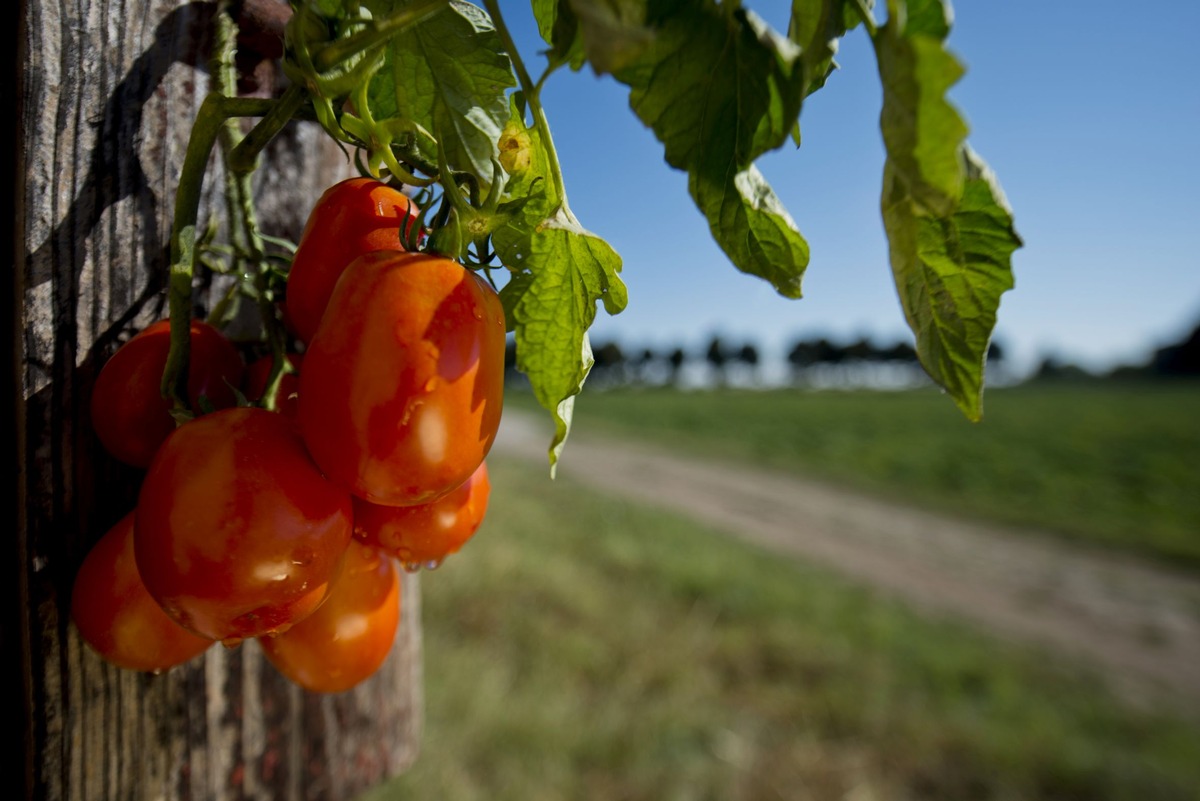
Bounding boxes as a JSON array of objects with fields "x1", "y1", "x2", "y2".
[
  {"x1": 71, "y1": 512, "x2": 213, "y2": 672},
  {"x1": 286, "y1": 177, "x2": 419, "y2": 344},
  {"x1": 244, "y1": 353, "x2": 303, "y2": 417},
  {"x1": 135, "y1": 407, "x2": 354, "y2": 642},
  {"x1": 259, "y1": 541, "x2": 400, "y2": 693},
  {"x1": 90, "y1": 319, "x2": 245, "y2": 467},
  {"x1": 297, "y1": 251, "x2": 505, "y2": 506},
  {"x1": 355, "y1": 461, "x2": 490, "y2": 569}
]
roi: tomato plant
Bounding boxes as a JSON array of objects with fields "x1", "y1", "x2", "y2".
[
  {"x1": 71, "y1": 0, "x2": 1021, "y2": 698},
  {"x1": 297, "y1": 251, "x2": 505, "y2": 506},
  {"x1": 259, "y1": 541, "x2": 400, "y2": 694},
  {"x1": 135, "y1": 407, "x2": 354, "y2": 642},
  {"x1": 71, "y1": 512, "x2": 213, "y2": 673},
  {"x1": 285, "y1": 177, "x2": 420, "y2": 344},
  {"x1": 355, "y1": 461, "x2": 490, "y2": 570},
  {"x1": 90, "y1": 319, "x2": 244, "y2": 467}
]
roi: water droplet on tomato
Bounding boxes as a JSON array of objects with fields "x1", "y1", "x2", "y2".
[
  {"x1": 424, "y1": 559, "x2": 442, "y2": 571},
  {"x1": 222, "y1": 637, "x2": 244, "y2": 649},
  {"x1": 402, "y1": 561, "x2": 421, "y2": 573},
  {"x1": 150, "y1": 668, "x2": 165, "y2": 677}
]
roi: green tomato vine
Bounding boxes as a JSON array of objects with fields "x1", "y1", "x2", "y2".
[{"x1": 162, "y1": 0, "x2": 1021, "y2": 469}]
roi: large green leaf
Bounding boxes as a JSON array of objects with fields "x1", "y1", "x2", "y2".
[
  {"x1": 616, "y1": 4, "x2": 805, "y2": 171},
  {"x1": 788, "y1": 0, "x2": 857, "y2": 98},
  {"x1": 874, "y1": 0, "x2": 967, "y2": 215},
  {"x1": 689, "y1": 164, "x2": 809, "y2": 299},
  {"x1": 367, "y1": 0, "x2": 515, "y2": 179},
  {"x1": 870, "y1": 0, "x2": 1019, "y2": 418},
  {"x1": 882, "y1": 146, "x2": 1020, "y2": 421},
  {"x1": 491, "y1": 99, "x2": 627, "y2": 469},
  {"x1": 498, "y1": 215, "x2": 627, "y2": 471},
  {"x1": 532, "y1": 0, "x2": 651, "y2": 74},
  {"x1": 594, "y1": 2, "x2": 810, "y2": 298}
]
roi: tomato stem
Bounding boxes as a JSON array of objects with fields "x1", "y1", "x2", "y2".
[
  {"x1": 483, "y1": 0, "x2": 571, "y2": 217},
  {"x1": 228, "y1": 84, "x2": 308, "y2": 174},
  {"x1": 163, "y1": 1, "x2": 293, "y2": 414}
]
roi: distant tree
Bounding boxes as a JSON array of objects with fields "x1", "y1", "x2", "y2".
[
  {"x1": 844, "y1": 337, "x2": 877, "y2": 362},
  {"x1": 705, "y1": 336, "x2": 728, "y2": 386},
  {"x1": 667, "y1": 347, "x2": 686, "y2": 385},
  {"x1": 879, "y1": 341, "x2": 918, "y2": 363},
  {"x1": 1033, "y1": 356, "x2": 1094, "y2": 382},
  {"x1": 737, "y1": 343, "x2": 759, "y2": 385},
  {"x1": 591, "y1": 341, "x2": 627, "y2": 386},
  {"x1": 1152, "y1": 324, "x2": 1200, "y2": 376},
  {"x1": 629, "y1": 347, "x2": 656, "y2": 384}
]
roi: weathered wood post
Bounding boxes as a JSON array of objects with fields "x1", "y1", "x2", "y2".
[{"x1": 11, "y1": 1, "x2": 422, "y2": 798}]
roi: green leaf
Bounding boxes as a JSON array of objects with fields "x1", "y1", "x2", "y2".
[
  {"x1": 367, "y1": 0, "x2": 515, "y2": 180},
  {"x1": 881, "y1": 146, "x2": 1020, "y2": 421},
  {"x1": 616, "y1": 5, "x2": 805, "y2": 171},
  {"x1": 873, "y1": 0, "x2": 967, "y2": 215},
  {"x1": 598, "y1": 3, "x2": 809, "y2": 297},
  {"x1": 498, "y1": 215, "x2": 627, "y2": 471},
  {"x1": 788, "y1": 0, "x2": 849, "y2": 97},
  {"x1": 565, "y1": 0, "x2": 654, "y2": 75},
  {"x1": 689, "y1": 164, "x2": 809, "y2": 299},
  {"x1": 530, "y1": 0, "x2": 587, "y2": 71}
]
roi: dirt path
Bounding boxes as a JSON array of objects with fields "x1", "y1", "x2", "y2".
[{"x1": 493, "y1": 411, "x2": 1200, "y2": 713}]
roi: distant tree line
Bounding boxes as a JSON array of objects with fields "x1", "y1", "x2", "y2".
[
  {"x1": 1038, "y1": 321, "x2": 1200, "y2": 382},
  {"x1": 506, "y1": 334, "x2": 1005, "y2": 389}
]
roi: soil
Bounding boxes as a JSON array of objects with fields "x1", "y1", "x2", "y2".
[{"x1": 493, "y1": 410, "x2": 1200, "y2": 715}]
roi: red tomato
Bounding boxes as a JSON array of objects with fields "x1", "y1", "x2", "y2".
[
  {"x1": 243, "y1": 353, "x2": 303, "y2": 417},
  {"x1": 355, "y1": 461, "x2": 490, "y2": 569},
  {"x1": 259, "y1": 541, "x2": 400, "y2": 693},
  {"x1": 297, "y1": 252, "x2": 505, "y2": 506},
  {"x1": 286, "y1": 177, "x2": 419, "y2": 344},
  {"x1": 90, "y1": 319, "x2": 244, "y2": 468},
  {"x1": 71, "y1": 512, "x2": 213, "y2": 672},
  {"x1": 135, "y1": 407, "x2": 354, "y2": 642}
]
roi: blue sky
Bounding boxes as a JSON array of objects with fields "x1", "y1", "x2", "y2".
[{"x1": 500, "y1": 1, "x2": 1200, "y2": 376}]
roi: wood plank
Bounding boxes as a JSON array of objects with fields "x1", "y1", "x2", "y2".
[{"x1": 14, "y1": 2, "x2": 422, "y2": 798}]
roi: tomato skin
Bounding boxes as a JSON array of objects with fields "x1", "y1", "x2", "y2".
[
  {"x1": 71, "y1": 512, "x2": 213, "y2": 672},
  {"x1": 259, "y1": 541, "x2": 400, "y2": 693},
  {"x1": 355, "y1": 462, "x2": 490, "y2": 567},
  {"x1": 243, "y1": 353, "x2": 303, "y2": 417},
  {"x1": 286, "y1": 178, "x2": 419, "y2": 344},
  {"x1": 297, "y1": 251, "x2": 505, "y2": 506},
  {"x1": 90, "y1": 319, "x2": 244, "y2": 467},
  {"x1": 135, "y1": 407, "x2": 354, "y2": 641}
]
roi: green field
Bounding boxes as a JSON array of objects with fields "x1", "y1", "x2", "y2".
[
  {"x1": 363, "y1": 458, "x2": 1200, "y2": 801},
  {"x1": 517, "y1": 381, "x2": 1200, "y2": 568}
]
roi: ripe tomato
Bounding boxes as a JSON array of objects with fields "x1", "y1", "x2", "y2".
[
  {"x1": 297, "y1": 252, "x2": 505, "y2": 506},
  {"x1": 259, "y1": 541, "x2": 400, "y2": 693},
  {"x1": 71, "y1": 512, "x2": 213, "y2": 672},
  {"x1": 243, "y1": 353, "x2": 303, "y2": 417},
  {"x1": 90, "y1": 319, "x2": 244, "y2": 467},
  {"x1": 135, "y1": 407, "x2": 354, "y2": 642},
  {"x1": 286, "y1": 177, "x2": 419, "y2": 344},
  {"x1": 355, "y1": 461, "x2": 490, "y2": 569}
]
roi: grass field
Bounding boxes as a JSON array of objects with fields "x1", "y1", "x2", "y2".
[
  {"x1": 362, "y1": 458, "x2": 1200, "y2": 801},
  {"x1": 511, "y1": 381, "x2": 1200, "y2": 568}
]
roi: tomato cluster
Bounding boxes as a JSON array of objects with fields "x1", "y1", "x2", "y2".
[{"x1": 74, "y1": 178, "x2": 503, "y2": 692}]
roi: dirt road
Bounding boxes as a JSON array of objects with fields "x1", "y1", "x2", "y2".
[{"x1": 493, "y1": 411, "x2": 1200, "y2": 713}]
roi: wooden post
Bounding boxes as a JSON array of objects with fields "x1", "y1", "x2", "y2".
[{"x1": 11, "y1": 1, "x2": 422, "y2": 798}]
